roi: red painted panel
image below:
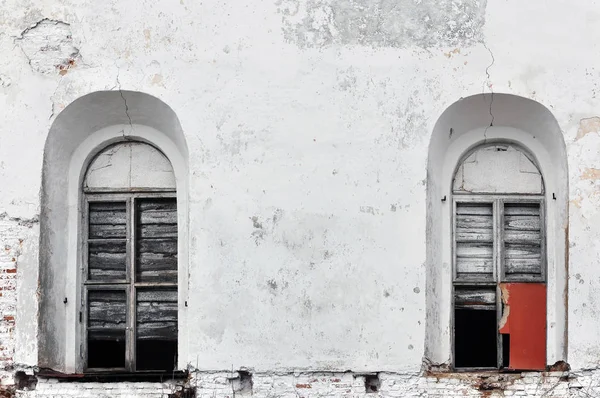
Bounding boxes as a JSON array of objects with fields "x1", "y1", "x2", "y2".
[{"x1": 499, "y1": 283, "x2": 546, "y2": 370}]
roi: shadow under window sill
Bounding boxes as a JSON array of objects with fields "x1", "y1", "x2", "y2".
[{"x1": 35, "y1": 368, "x2": 188, "y2": 383}]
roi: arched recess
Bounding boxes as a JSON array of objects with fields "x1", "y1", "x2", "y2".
[
  {"x1": 39, "y1": 91, "x2": 189, "y2": 373},
  {"x1": 425, "y1": 93, "x2": 568, "y2": 368}
]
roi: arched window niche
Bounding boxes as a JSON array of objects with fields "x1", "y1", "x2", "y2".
[
  {"x1": 39, "y1": 91, "x2": 189, "y2": 373},
  {"x1": 425, "y1": 94, "x2": 568, "y2": 371}
]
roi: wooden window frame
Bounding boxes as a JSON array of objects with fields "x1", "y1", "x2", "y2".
[
  {"x1": 451, "y1": 193, "x2": 546, "y2": 371},
  {"x1": 81, "y1": 189, "x2": 177, "y2": 373}
]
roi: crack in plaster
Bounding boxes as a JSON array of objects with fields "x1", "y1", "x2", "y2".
[
  {"x1": 115, "y1": 69, "x2": 134, "y2": 137},
  {"x1": 482, "y1": 41, "x2": 495, "y2": 142}
]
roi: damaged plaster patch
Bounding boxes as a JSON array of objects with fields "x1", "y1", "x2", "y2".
[
  {"x1": 576, "y1": 117, "x2": 600, "y2": 141},
  {"x1": 17, "y1": 19, "x2": 80, "y2": 75},
  {"x1": 276, "y1": 0, "x2": 487, "y2": 48}
]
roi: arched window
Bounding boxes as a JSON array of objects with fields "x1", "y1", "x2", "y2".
[
  {"x1": 452, "y1": 144, "x2": 546, "y2": 370},
  {"x1": 425, "y1": 94, "x2": 568, "y2": 373},
  {"x1": 81, "y1": 141, "x2": 178, "y2": 372}
]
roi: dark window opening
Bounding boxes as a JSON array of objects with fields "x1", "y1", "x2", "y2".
[
  {"x1": 88, "y1": 339, "x2": 126, "y2": 369},
  {"x1": 136, "y1": 340, "x2": 177, "y2": 371},
  {"x1": 454, "y1": 309, "x2": 497, "y2": 368},
  {"x1": 502, "y1": 334, "x2": 510, "y2": 368}
]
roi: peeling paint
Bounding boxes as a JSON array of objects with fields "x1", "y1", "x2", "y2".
[
  {"x1": 16, "y1": 19, "x2": 80, "y2": 75},
  {"x1": 580, "y1": 168, "x2": 600, "y2": 181},
  {"x1": 277, "y1": 0, "x2": 487, "y2": 48},
  {"x1": 576, "y1": 117, "x2": 600, "y2": 141}
]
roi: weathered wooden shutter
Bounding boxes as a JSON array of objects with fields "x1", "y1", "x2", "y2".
[
  {"x1": 136, "y1": 288, "x2": 178, "y2": 370},
  {"x1": 455, "y1": 203, "x2": 494, "y2": 281},
  {"x1": 87, "y1": 289, "x2": 127, "y2": 368},
  {"x1": 134, "y1": 198, "x2": 178, "y2": 371},
  {"x1": 88, "y1": 202, "x2": 127, "y2": 281},
  {"x1": 503, "y1": 203, "x2": 543, "y2": 280},
  {"x1": 136, "y1": 198, "x2": 178, "y2": 283}
]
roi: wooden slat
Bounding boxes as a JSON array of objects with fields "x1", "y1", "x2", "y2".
[
  {"x1": 456, "y1": 215, "x2": 494, "y2": 230},
  {"x1": 455, "y1": 287, "x2": 496, "y2": 310},
  {"x1": 456, "y1": 242, "x2": 493, "y2": 258},
  {"x1": 88, "y1": 290, "x2": 127, "y2": 329},
  {"x1": 456, "y1": 257, "x2": 493, "y2": 278},
  {"x1": 88, "y1": 241, "x2": 127, "y2": 280},
  {"x1": 88, "y1": 329, "x2": 126, "y2": 341},
  {"x1": 456, "y1": 228, "x2": 493, "y2": 242},
  {"x1": 138, "y1": 199, "x2": 177, "y2": 224},
  {"x1": 456, "y1": 203, "x2": 493, "y2": 215},
  {"x1": 504, "y1": 215, "x2": 540, "y2": 231},
  {"x1": 505, "y1": 243, "x2": 541, "y2": 258},
  {"x1": 504, "y1": 230, "x2": 541, "y2": 243},
  {"x1": 504, "y1": 204, "x2": 540, "y2": 216},
  {"x1": 505, "y1": 258, "x2": 542, "y2": 275},
  {"x1": 136, "y1": 289, "x2": 177, "y2": 341},
  {"x1": 139, "y1": 224, "x2": 177, "y2": 238}
]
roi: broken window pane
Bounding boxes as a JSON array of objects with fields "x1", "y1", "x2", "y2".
[
  {"x1": 87, "y1": 290, "x2": 127, "y2": 369},
  {"x1": 136, "y1": 199, "x2": 178, "y2": 283},
  {"x1": 454, "y1": 287, "x2": 497, "y2": 368},
  {"x1": 454, "y1": 308, "x2": 497, "y2": 368},
  {"x1": 136, "y1": 288, "x2": 178, "y2": 371}
]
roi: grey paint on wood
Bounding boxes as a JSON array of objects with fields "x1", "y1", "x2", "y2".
[
  {"x1": 83, "y1": 194, "x2": 178, "y2": 371},
  {"x1": 454, "y1": 287, "x2": 496, "y2": 310},
  {"x1": 455, "y1": 203, "x2": 494, "y2": 280},
  {"x1": 88, "y1": 290, "x2": 127, "y2": 340},
  {"x1": 136, "y1": 198, "x2": 178, "y2": 283},
  {"x1": 136, "y1": 289, "x2": 178, "y2": 340}
]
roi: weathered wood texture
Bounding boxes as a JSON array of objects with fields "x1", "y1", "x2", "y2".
[
  {"x1": 454, "y1": 287, "x2": 496, "y2": 310},
  {"x1": 136, "y1": 289, "x2": 178, "y2": 340},
  {"x1": 89, "y1": 202, "x2": 127, "y2": 239},
  {"x1": 503, "y1": 203, "x2": 542, "y2": 276},
  {"x1": 455, "y1": 203, "x2": 494, "y2": 280},
  {"x1": 88, "y1": 202, "x2": 128, "y2": 280},
  {"x1": 88, "y1": 241, "x2": 127, "y2": 280},
  {"x1": 136, "y1": 199, "x2": 178, "y2": 283},
  {"x1": 88, "y1": 290, "x2": 127, "y2": 341}
]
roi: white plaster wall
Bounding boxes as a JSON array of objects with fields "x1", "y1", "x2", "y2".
[{"x1": 0, "y1": 0, "x2": 599, "y2": 386}]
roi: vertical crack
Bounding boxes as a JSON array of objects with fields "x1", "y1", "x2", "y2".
[
  {"x1": 115, "y1": 68, "x2": 133, "y2": 138},
  {"x1": 482, "y1": 41, "x2": 495, "y2": 142}
]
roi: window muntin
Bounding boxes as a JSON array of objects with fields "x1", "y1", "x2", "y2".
[
  {"x1": 452, "y1": 144, "x2": 546, "y2": 370},
  {"x1": 81, "y1": 142, "x2": 178, "y2": 373}
]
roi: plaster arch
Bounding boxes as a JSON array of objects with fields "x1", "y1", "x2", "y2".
[
  {"x1": 39, "y1": 91, "x2": 189, "y2": 373},
  {"x1": 424, "y1": 93, "x2": 568, "y2": 368}
]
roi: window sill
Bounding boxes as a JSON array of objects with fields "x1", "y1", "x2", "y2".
[
  {"x1": 425, "y1": 369, "x2": 570, "y2": 380},
  {"x1": 35, "y1": 368, "x2": 188, "y2": 383}
]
